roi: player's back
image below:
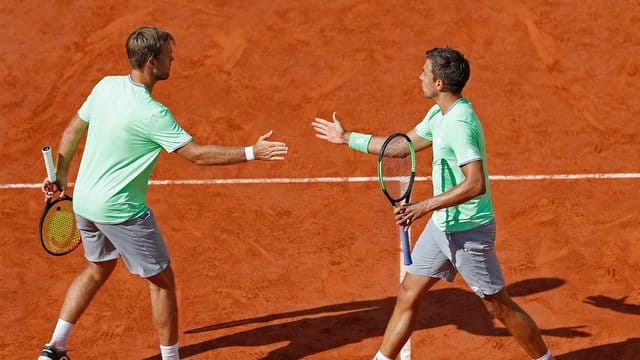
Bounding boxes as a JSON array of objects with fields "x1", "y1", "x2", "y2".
[{"x1": 73, "y1": 75, "x2": 169, "y2": 223}]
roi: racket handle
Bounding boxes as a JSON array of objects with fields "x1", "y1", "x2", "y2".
[
  {"x1": 42, "y1": 145, "x2": 57, "y2": 183},
  {"x1": 400, "y1": 227, "x2": 412, "y2": 265}
]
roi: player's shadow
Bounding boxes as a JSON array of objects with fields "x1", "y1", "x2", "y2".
[
  {"x1": 583, "y1": 295, "x2": 640, "y2": 316},
  {"x1": 556, "y1": 338, "x2": 640, "y2": 360},
  {"x1": 142, "y1": 277, "x2": 590, "y2": 359}
]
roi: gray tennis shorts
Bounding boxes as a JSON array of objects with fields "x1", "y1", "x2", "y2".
[
  {"x1": 74, "y1": 209, "x2": 170, "y2": 278},
  {"x1": 407, "y1": 219, "x2": 505, "y2": 298}
]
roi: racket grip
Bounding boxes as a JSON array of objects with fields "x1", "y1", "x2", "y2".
[
  {"x1": 42, "y1": 145, "x2": 57, "y2": 183},
  {"x1": 400, "y1": 227, "x2": 412, "y2": 265}
]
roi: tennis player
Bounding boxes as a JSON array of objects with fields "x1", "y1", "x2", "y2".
[
  {"x1": 312, "y1": 47, "x2": 554, "y2": 360},
  {"x1": 38, "y1": 26, "x2": 287, "y2": 360}
]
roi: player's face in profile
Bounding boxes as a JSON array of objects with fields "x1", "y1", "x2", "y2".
[
  {"x1": 419, "y1": 59, "x2": 437, "y2": 99},
  {"x1": 153, "y1": 42, "x2": 173, "y2": 80}
]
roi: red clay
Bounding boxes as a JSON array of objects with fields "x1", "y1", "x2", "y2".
[{"x1": 1, "y1": 1, "x2": 639, "y2": 359}]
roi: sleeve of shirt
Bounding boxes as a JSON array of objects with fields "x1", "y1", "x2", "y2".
[
  {"x1": 148, "y1": 107, "x2": 193, "y2": 153},
  {"x1": 449, "y1": 119, "x2": 482, "y2": 166},
  {"x1": 414, "y1": 105, "x2": 439, "y2": 141},
  {"x1": 77, "y1": 81, "x2": 101, "y2": 123}
]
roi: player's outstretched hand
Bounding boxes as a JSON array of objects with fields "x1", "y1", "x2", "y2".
[
  {"x1": 312, "y1": 112, "x2": 348, "y2": 144},
  {"x1": 253, "y1": 130, "x2": 288, "y2": 161}
]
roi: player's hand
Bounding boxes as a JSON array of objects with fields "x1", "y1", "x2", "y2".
[
  {"x1": 394, "y1": 201, "x2": 430, "y2": 226},
  {"x1": 253, "y1": 130, "x2": 288, "y2": 161},
  {"x1": 41, "y1": 176, "x2": 66, "y2": 202},
  {"x1": 312, "y1": 112, "x2": 348, "y2": 144}
]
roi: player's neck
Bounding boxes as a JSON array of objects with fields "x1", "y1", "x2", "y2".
[
  {"x1": 437, "y1": 94, "x2": 463, "y2": 115},
  {"x1": 130, "y1": 70, "x2": 157, "y2": 93}
]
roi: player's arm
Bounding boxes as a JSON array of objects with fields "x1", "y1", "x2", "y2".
[
  {"x1": 406, "y1": 128, "x2": 432, "y2": 152},
  {"x1": 395, "y1": 160, "x2": 486, "y2": 226},
  {"x1": 311, "y1": 112, "x2": 432, "y2": 155},
  {"x1": 175, "y1": 130, "x2": 288, "y2": 165},
  {"x1": 354, "y1": 128, "x2": 432, "y2": 154},
  {"x1": 42, "y1": 115, "x2": 88, "y2": 198}
]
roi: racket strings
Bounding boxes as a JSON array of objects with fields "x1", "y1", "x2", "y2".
[
  {"x1": 381, "y1": 138, "x2": 412, "y2": 202},
  {"x1": 41, "y1": 201, "x2": 81, "y2": 254}
]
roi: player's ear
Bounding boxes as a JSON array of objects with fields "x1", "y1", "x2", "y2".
[{"x1": 147, "y1": 57, "x2": 155, "y2": 67}]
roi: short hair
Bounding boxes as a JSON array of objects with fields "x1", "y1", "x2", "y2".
[
  {"x1": 425, "y1": 47, "x2": 470, "y2": 94},
  {"x1": 126, "y1": 26, "x2": 174, "y2": 70}
]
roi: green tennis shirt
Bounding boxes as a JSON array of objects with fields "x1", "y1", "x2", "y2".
[
  {"x1": 73, "y1": 75, "x2": 192, "y2": 223},
  {"x1": 415, "y1": 98, "x2": 494, "y2": 232}
]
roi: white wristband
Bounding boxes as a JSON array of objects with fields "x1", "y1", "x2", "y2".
[{"x1": 244, "y1": 146, "x2": 255, "y2": 161}]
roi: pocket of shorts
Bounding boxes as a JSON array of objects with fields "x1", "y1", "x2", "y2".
[
  {"x1": 134, "y1": 210, "x2": 152, "y2": 225},
  {"x1": 463, "y1": 238, "x2": 494, "y2": 253}
]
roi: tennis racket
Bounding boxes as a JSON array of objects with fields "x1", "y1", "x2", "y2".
[
  {"x1": 39, "y1": 145, "x2": 81, "y2": 256},
  {"x1": 378, "y1": 133, "x2": 416, "y2": 266}
]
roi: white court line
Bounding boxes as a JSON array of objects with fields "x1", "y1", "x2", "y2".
[{"x1": 1, "y1": 173, "x2": 638, "y2": 189}]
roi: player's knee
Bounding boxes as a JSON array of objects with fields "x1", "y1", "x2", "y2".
[
  {"x1": 485, "y1": 301, "x2": 509, "y2": 321},
  {"x1": 88, "y1": 260, "x2": 116, "y2": 281},
  {"x1": 483, "y1": 289, "x2": 519, "y2": 320},
  {"x1": 147, "y1": 264, "x2": 176, "y2": 290},
  {"x1": 483, "y1": 296, "x2": 515, "y2": 322},
  {"x1": 396, "y1": 282, "x2": 421, "y2": 309}
]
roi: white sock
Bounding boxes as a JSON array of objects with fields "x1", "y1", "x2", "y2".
[
  {"x1": 373, "y1": 350, "x2": 393, "y2": 360},
  {"x1": 160, "y1": 343, "x2": 180, "y2": 360},
  {"x1": 534, "y1": 350, "x2": 554, "y2": 360},
  {"x1": 50, "y1": 318, "x2": 74, "y2": 351}
]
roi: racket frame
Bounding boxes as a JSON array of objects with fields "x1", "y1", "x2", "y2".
[{"x1": 377, "y1": 133, "x2": 417, "y2": 266}]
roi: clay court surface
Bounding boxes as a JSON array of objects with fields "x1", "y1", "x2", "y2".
[{"x1": 1, "y1": 1, "x2": 639, "y2": 359}]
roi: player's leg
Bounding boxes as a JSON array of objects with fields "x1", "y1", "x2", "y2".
[
  {"x1": 40, "y1": 260, "x2": 117, "y2": 359},
  {"x1": 60, "y1": 214, "x2": 120, "y2": 323},
  {"x1": 59, "y1": 260, "x2": 118, "y2": 322},
  {"x1": 376, "y1": 219, "x2": 456, "y2": 359},
  {"x1": 482, "y1": 290, "x2": 552, "y2": 359},
  {"x1": 106, "y1": 209, "x2": 179, "y2": 358},
  {"x1": 57, "y1": 214, "x2": 121, "y2": 323},
  {"x1": 40, "y1": 214, "x2": 119, "y2": 358},
  {"x1": 378, "y1": 274, "x2": 439, "y2": 358},
  {"x1": 450, "y1": 220, "x2": 553, "y2": 359},
  {"x1": 146, "y1": 263, "x2": 179, "y2": 346}
]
